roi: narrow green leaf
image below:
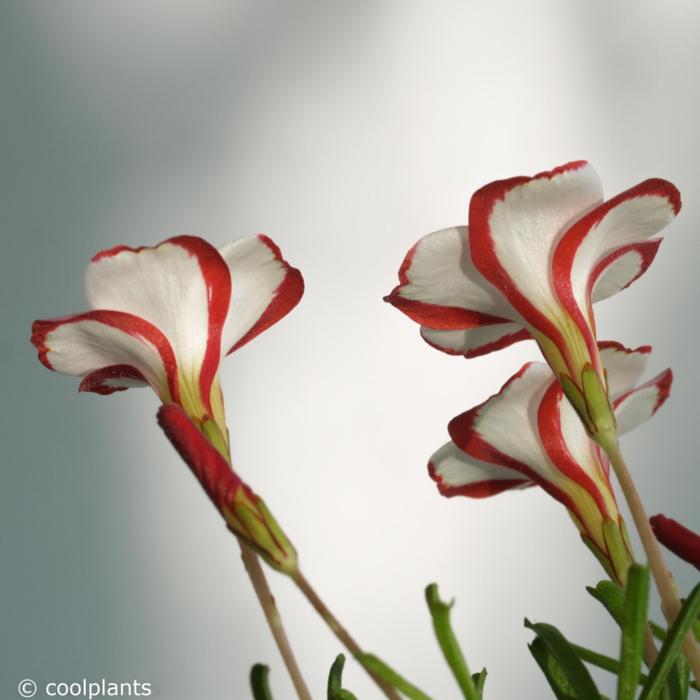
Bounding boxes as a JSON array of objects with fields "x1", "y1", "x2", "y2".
[
  {"x1": 587, "y1": 580, "x2": 669, "y2": 643},
  {"x1": 356, "y1": 653, "x2": 434, "y2": 700},
  {"x1": 572, "y1": 644, "x2": 624, "y2": 677},
  {"x1": 525, "y1": 619, "x2": 600, "y2": 699},
  {"x1": 425, "y1": 584, "x2": 480, "y2": 700},
  {"x1": 618, "y1": 565, "x2": 650, "y2": 700},
  {"x1": 472, "y1": 668, "x2": 487, "y2": 697},
  {"x1": 640, "y1": 583, "x2": 700, "y2": 700},
  {"x1": 652, "y1": 622, "x2": 668, "y2": 642},
  {"x1": 328, "y1": 654, "x2": 358, "y2": 700},
  {"x1": 664, "y1": 657, "x2": 690, "y2": 700},
  {"x1": 571, "y1": 643, "x2": 699, "y2": 694},
  {"x1": 250, "y1": 664, "x2": 273, "y2": 700},
  {"x1": 587, "y1": 581, "x2": 625, "y2": 626},
  {"x1": 529, "y1": 637, "x2": 579, "y2": 699}
]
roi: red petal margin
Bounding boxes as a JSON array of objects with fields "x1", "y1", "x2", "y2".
[
  {"x1": 588, "y1": 239, "x2": 662, "y2": 301},
  {"x1": 537, "y1": 381, "x2": 615, "y2": 518},
  {"x1": 229, "y1": 235, "x2": 305, "y2": 354},
  {"x1": 553, "y1": 180, "x2": 680, "y2": 364},
  {"x1": 157, "y1": 404, "x2": 243, "y2": 512},
  {"x1": 597, "y1": 340, "x2": 652, "y2": 354},
  {"x1": 384, "y1": 240, "x2": 510, "y2": 329},
  {"x1": 650, "y1": 514, "x2": 700, "y2": 571},
  {"x1": 89, "y1": 235, "x2": 232, "y2": 416},
  {"x1": 427, "y1": 460, "x2": 532, "y2": 498},
  {"x1": 167, "y1": 236, "x2": 232, "y2": 416},
  {"x1": 612, "y1": 368, "x2": 673, "y2": 414},
  {"x1": 468, "y1": 161, "x2": 589, "y2": 371},
  {"x1": 446, "y1": 364, "x2": 583, "y2": 519},
  {"x1": 79, "y1": 364, "x2": 146, "y2": 395},
  {"x1": 384, "y1": 294, "x2": 508, "y2": 329},
  {"x1": 421, "y1": 326, "x2": 531, "y2": 358},
  {"x1": 31, "y1": 310, "x2": 180, "y2": 402}
]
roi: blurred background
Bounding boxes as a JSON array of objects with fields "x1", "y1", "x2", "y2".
[{"x1": 2, "y1": 1, "x2": 699, "y2": 697}]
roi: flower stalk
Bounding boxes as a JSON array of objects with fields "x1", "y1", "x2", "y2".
[
  {"x1": 238, "y1": 540, "x2": 311, "y2": 700},
  {"x1": 292, "y1": 570, "x2": 401, "y2": 700},
  {"x1": 598, "y1": 431, "x2": 700, "y2": 683}
]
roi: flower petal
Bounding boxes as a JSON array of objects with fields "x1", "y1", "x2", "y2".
[
  {"x1": 385, "y1": 226, "x2": 515, "y2": 329},
  {"x1": 448, "y1": 362, "x2": 615, "y2": 530},
  {"x1": 420, "y1": 323, "x2": 531, "y2": 358},
  {"x1": 591, "y1": 240, "x2": 662, "y2": 303},
  {"x1": 219, "y1": 235, "x2": 304, "y2": 354},
  {"x1": 539, "y1": 379, "x2": 618, "y2": 518},
  {"x1": 79, "y1": 364, "x2": 147, "y2": 395},
  {"x1": 31, "y1": 311, "x2": 178, "y2": 402},
  {"x1": 469, "y1": 161, "x2": 603, "y2": 342},
  {"x1": 553, "y1": 180, "x2": 679, "y2": 356},
  {"x1": 87, "y1": 236, "x2": 231, "y2": 409},
  {"x1": 613, "y1": 369, "x2": 672, "y2": 435},
  {"x1": 157, "y1": 403, "x2": 241, "y2": 511},
  {"x1": 598, "y1": 341, "x2": 651, "y2": 399},
  {"x1": 428, "y1": 441, "x2": 533, "y2": 498},
  {"x1": 448, "y1": 363, "x2": 562, "y2": 487}
]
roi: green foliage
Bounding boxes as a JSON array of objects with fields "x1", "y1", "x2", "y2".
[
  {"x1": 425, "y1": 583, "x2": 483, "y2": 700},
  {"x1": 356, "y1": 653, "x2": 434, "y2": 700},
  {"x1": 567, "y1": 572, "x2": 700, "y2": 699},
  {"x1": 617, "y1": 566, "x2": 650, "y2": 700},
  {"x1": 639, "y1": 584, "x2": 700, "y2": 700},
  {"x1": 525, "y1": 619, "x2": 601, "y2": 699},
  {"x1": 587, "y1": 580, "x2": 668, "y2": 641},
  {"x1": 472, "y1": 669, "x2": 488, "y2": 695},
  {"x1": 250, "y1": 664, "x2": 274, "y2": 700},
  {"x1": 587, "y1": 580, "x2": 626, "y2": 627},
  {"x1": 328, "y1": 654, "x2": 358, "y2": 700}
]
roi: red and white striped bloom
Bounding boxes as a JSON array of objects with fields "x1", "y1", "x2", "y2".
[
  {"x1": 429, "y1": 342, "x2": 672, "y2": 583},
  {"x1": 32, "y1": 235, "x2": 303, "y2": 442},
  {"x1": 386, "y1": 161, "x2": 680, "y2": 436}
]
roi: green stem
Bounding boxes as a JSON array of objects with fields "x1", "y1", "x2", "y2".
[
  {"x1": 599, "y1": 433, "x2": 700, "y2": 685},
  {"x1": 239, "y1": 541, "x2": 312, "y2": 700},
  {"x1": 425, "y1": 584, "x2": 480, "y2": 700},
  {"x1": 357, "y1": 653, "x2": 435, "y2": 700},
  {"x1": 292, "y1": 570, "x2": 401, "y2": 700}
]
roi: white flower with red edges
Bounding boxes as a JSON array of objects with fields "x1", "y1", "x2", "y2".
[
  {"x1": 386, "y1": 161, "x2": 680, "y2": 436},
  {"x1": 32, "y1": 234, "x2": 303, "y2": 441},
  {"x1": 428, "y1": 342, "x2": 672, "y2": 584}
]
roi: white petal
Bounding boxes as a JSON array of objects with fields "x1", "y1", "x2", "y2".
[
  {"x1": 388, "y1": 226, "x2": 516, "y2": 327},
  {"x1": 429, "y1": 441, "x2": 532, "y2": 497},
  {"x1": 598, "y1": 342, "x2": 651, "y2": 400},
  {"x1": 420, "y1": 323, "x2": 531, "y2": 358},
  {"x1": 614, "y1": 370, "x2": 672, "y2": 435},
  {"x1": 33, "y1": 312, "x2": 175, "y2": 401},
  {"x1": 564, "y1": 183, "x2": 678, "y2": 317},
  {"x1": 472, "y1": 161, "x2": 603, "y2": 324},
  {"x1": 466, "y1": 363, "x2": 561, "y2": 485},
  {"x1": 86, "y1": 237, "x2": 227, "y2": 373},
  {"x1": 591, "y1": 242, "x2": 659, "y2": 303},
  {"x1": 219, "y1": 235, "x2": 303, "y2": 354}
]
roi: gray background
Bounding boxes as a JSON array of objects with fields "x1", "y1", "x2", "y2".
[{"x1": 2, "y1": 1, "x2": 699, "y2": 698}]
